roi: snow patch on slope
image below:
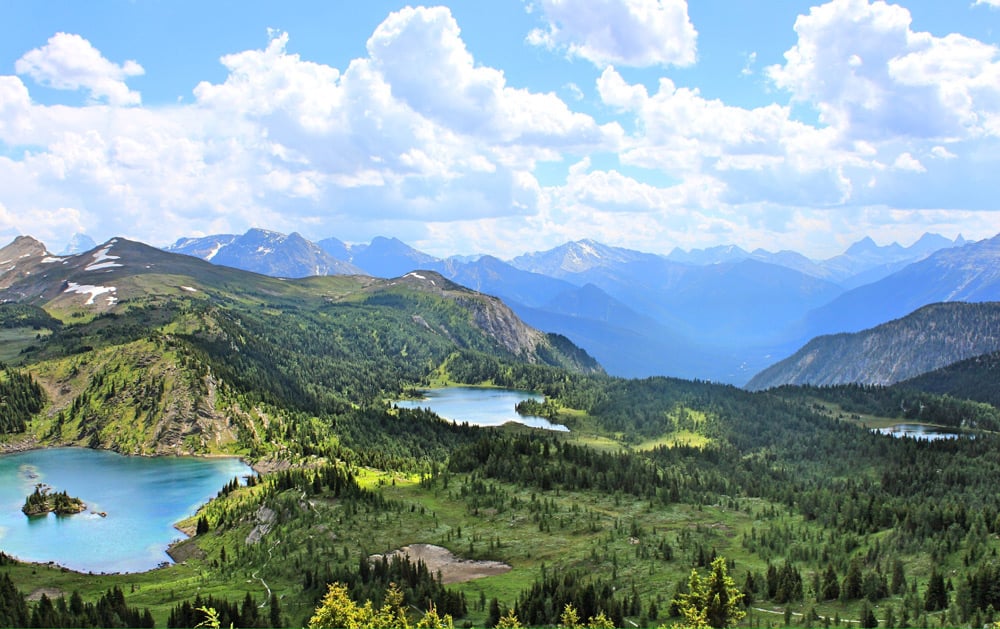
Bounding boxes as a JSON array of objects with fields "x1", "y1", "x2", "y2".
[
  {"x1": 205, "y1": 243, "x2": 224, "y2": 261},
  {"x1": 85, "y1": 241, "x2": 122, "y2": 271},
  {"x1": 64, "y1": 282, "x2": 118, "y2": 306},
  {"x1": 404, "y1": 272, "x2": 436, "y2": 285}
]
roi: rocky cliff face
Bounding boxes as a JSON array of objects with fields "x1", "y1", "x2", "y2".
[
  {"x1": 747, "y1": 302, "x2": 1000, "y2": 390},
  {"x1": 392, "y1": 270, "x2": 602, "y2": 373},
  {"x1": 0, "y1": 236, "x2": 50, "y2": 292},
  {"x1": 460, "y1": 295, "x2": 546, "y2": 359}
]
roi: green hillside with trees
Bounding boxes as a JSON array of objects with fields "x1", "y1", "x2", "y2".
[
  {"x1": 898, "y1": 350, "x2": 1000, "y2": 408},
  {"x1": 1, "y1": 240, "x2": 1000, "y2": 628}
]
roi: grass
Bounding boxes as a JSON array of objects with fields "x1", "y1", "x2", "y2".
[
  {"x1": 633, "y1": 430, "x2": 710, "y2": 450},
  {"x1": 0, "y1": 328, "x2": 49, "y2": 364},
  {"x1": 806, "y1": 397, "x2": 952, "y2": 431}
]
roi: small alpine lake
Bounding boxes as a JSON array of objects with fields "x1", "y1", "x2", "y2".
[
  {"x1": 875, "y1": 423, "x2": 967, "y2": 441},
  {"x1": 0, "y1": 447, "x2": 252, "y2": 574},
  {"x1": 395, "y1": 386, "x2": 568, "y2": 431}
]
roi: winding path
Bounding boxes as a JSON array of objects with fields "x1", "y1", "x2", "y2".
[{"x1": 251, "y1": 539, "x2": 279, "y2": 608}]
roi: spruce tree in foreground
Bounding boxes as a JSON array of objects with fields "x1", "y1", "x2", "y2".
[{"x1": 672, "y1": 556, "x2": 746, "y2": 628}]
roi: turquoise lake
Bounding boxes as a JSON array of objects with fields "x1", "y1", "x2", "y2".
[
  {"x1": 395, "y1": 386, "x2": 568, "y2": 431},
  {"x1": 0, "y1": 448, "x2": 251, "y2": 574}
]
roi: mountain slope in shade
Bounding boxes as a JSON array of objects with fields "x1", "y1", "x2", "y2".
[
  {"x1": 317, "y1": 236, "x2": 351, "y2": 261},
  {"x1": 166, "y1": 229, "x2": 362, "y2": 277},
  {"x1": 746, "y1": 302, "x2": 1000, "y2": 390},
  {"x1": 898, "y1": 350, "x2": 1000, "y2": 408},
  {"x1": 804, "y1": 234, "x2": 1000, "y2": 338},
  {"x1": 420, "y1": 253, "x2": 678, "y2": 378},
  {"x1": 428, "y1": 255, "x2": 693, "y2": 378},
  {"x1": 431, "y1": 255, "x2": 580, "y2": 309},
  {"x1": 557, "y1": 256, "x2": 843, "y2": 348}
]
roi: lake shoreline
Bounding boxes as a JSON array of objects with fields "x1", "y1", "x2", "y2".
[
  {"x1": 394, "y1": 385, "x2": 569, "y2": 432},
  {"x1": 0, "y1": 434, "x2": 41, "y2": 455},
  {"x1": 0, "y1": 437, "x2": 262, "y2": 473},
  {"x1": 0, "y1": 439, "x2": 283, "y2": 574},
  {"x1": 0, "y1": 447, "x2": 253, "y2": 574}
]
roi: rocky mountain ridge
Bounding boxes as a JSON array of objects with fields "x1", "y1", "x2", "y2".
[{"x1": 747, "y1": 302, "x2": 1000, "y2": 390}]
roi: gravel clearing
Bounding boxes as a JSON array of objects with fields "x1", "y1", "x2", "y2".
[{"x1": 372, "y1": 543, "x2": 511, "y2": 584}]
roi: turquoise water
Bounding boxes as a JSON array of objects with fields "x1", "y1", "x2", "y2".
[
  {"x1": 395, "y1": 386, "x2": 568, "y2": 431},
  {"x1": 0, "y1": 448, "x2": 251, "y2": 573}
]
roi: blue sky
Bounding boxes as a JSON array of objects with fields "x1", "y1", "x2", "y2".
[{"x1": 1, "y1": 1, "x2": 999, "y2": 258}]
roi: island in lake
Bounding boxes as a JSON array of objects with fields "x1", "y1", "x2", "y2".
[{"x1": 22, "y1": 484, "x2": 86, "y2": 517}]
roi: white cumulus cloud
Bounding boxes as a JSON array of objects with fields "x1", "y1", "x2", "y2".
[
  {"x1": 2, "y1": 4, "x2": 999, "y2": 259},
  {"x1": 527, "y1": 0, "x2": 697, "y2": 68},
  {"x1": 0, "y1": 12, "x2": 619, "y2": 251},
  {"x1": 766, "y1": 0, "x2": 1000, "y2": 142},
  {"x1": 892, "y1": 152, "x2": 926, "y2": 172},
  {"x1": 369, "y1": 6, "x2": 614, "y2": 148},
  {"x1": 15, "y1": 33, "x2": 144, "y2": 106},
  {"x1": 597, "y1": 66, "x2": 855, "y2": 206}
]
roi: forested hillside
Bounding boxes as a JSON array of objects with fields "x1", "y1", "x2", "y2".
[
  {"x1": 0, "y1": 237, "x2": 598, "y2": 455},
  {"x1": 2, "y1": 236, "x2": 1000, "y2": 629},
  {"x1": 898, "y1": 351, "x2": 1000, "y2": 408}
]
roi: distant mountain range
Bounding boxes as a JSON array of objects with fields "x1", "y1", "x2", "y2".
[
  {"x1": 746, "y1": 302, "x2": 1000, "y2": 390},
  {"x1": 167, "y1": 229, "x2": 363, "y2": 277},
  {"x1": 661, "y1": 232, "x2": 966, "y2": 287},
  {"x1": 802, "y1": 233, "x2": 1000, "y2": 338},
  {"x1": 58, "y1": 227, "x2": 988, "y2": 385}
]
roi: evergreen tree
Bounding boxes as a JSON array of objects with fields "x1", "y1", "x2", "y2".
[
  {"x1": 841, "y1": 559, "x2": 863, "y2": 601},
  {"x1": 924, "y1": 570, "x2": 948, "y2": 612},
  {"x1": 821, "y1": 565, "x2": 840, "y2": 601},
  {"x1": 487, "y1": 598, "x2": 501, "y2": 628},
  {"x1": 672, "y1": 556, "x2": 746, "y2": 628},
  {"x1": 269, "y1": 592, "x2": 282, "y2": 628},
  {"x1": 859, "y1": 601, "x2": 878, "y2": 629},
  {"x1": 891, "y1": 559, "x2": 907, "y2": 595}
]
